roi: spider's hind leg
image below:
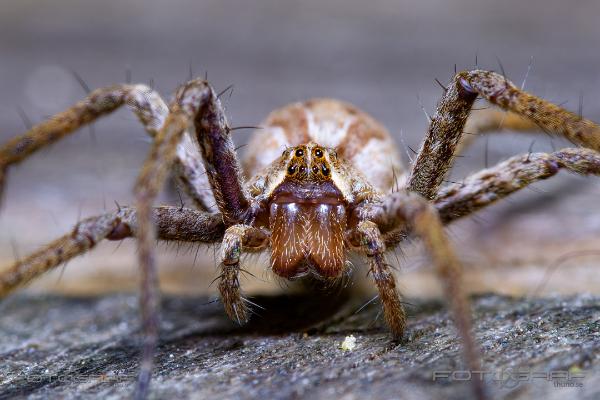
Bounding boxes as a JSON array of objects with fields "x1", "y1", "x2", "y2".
[
  {"x1": 435, "y1": 147, "x2": 600, "y2": 223},
  {"x1": 0, "y1": 210, "x2": 130, "y2": 297},
  {"x1": 0, "y1": 206, "x2": 225, "y2": 298}
]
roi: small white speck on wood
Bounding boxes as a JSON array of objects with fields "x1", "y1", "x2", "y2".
[{"x1": 340, "y1": 335, "x2": 357, "y2": 351}]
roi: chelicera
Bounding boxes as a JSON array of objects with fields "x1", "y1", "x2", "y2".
[{"x1": 2, "y1": 69, "x2": 600, "y2": 399}]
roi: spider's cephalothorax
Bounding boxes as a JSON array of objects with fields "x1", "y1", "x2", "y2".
[
  {"x1": 268, "y1": 143, "x2": 349, "y2": 279},
  {"x1": 243, "y1": 100, "x2": 400, "y2": 280},
  {"x1": 237, "y1": 99, "x2": 401, "y2": 280},
  {"x1": 3, "y1": 70, "x2": 600, "y2": 400}
]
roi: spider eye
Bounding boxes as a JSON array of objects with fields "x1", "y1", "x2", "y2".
[
  {"x1": 299, "y1": 165, "x2": 306, "y2": 173},
  {"x1": 311, "y1": 165, "x2": 319, "y2": 174},
  {"x1": 287, "y1": 165, "x2": 296, "y2": 175},
  {"x1": 321, "y1": 165, "x2": 330, "y2": 176},
  {"x1": 295, "y1": 149, "x2": 304, "y2": 157},
  {"x1": 314, "y1": 148, "x2": 323, "y2": 158}
]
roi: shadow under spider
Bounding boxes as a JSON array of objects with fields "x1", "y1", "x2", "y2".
[
  {"x1": 162, "y1": 289, "x2": 355, "y2": 337},
  {"x1": 161, "y1": 284, "x2": 446, "y2": 340}
]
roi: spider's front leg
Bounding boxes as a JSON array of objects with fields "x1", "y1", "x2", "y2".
[
  {"x1": 181, "y1": 82, "x2": 275, "y2": 324},
  {"x1": 359, "y1": 191, "x2": 485, "y2": 400},
  {"x1": 0, "y1": 83, "x2": 217, "y2": 211},
  {"x1": 189, "y1": 82, "x2": 254, "y2": 225},
  {"x1": 219, "y1": 225, "x2": 269, "y2": 324},
  {"x1": 354, "y1": 220, "x2": 407, "y2": 338},
  {"x1": 131, "y1": 79, "x2": 259, "y2": 397},
  {"x1": 408, "y1": 69, "x2": 600, "y2": 200},
  {"x1": 180, "y1": 82, "x2": 270, "y2": 320}
]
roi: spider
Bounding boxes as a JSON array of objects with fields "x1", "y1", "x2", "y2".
[{"x1": 1, "y1": 69, "x2": 600, "y2": 400}]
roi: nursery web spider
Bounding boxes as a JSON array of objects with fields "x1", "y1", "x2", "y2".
[{"x1": 1, "y1": 69, "x2": 600, "y2": 399}]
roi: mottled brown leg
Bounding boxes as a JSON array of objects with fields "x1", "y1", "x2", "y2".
[
  {"x1": 356, "y1": 220, "x2": 406, "y2": 339},
  {"x1": 190, "y1": 83, "x2": 252, "y2": 225},
  {"x1": 435, "y1": 147, "x2": 600, "y2": 223},
  {"x1": 408, "y1": 69, "x2": 600, "y2": 200},
  {"x1": 407, "y1": 74, "x2": 478, "y2": 199},
  {"x1": 383, "y1": 148, "x2": 600, "y2": 248},
  {"x1": 365, "y1": 192, "x2": 485, "y2": 400},
  {"x1": 0, "y1": 206, "x2": 224, "y2": 297},
  {"x1": 132, "y1": 78, "x2": 243, "y2": 399},
  {"x1": 462, "y1": 70, "x2": 600, "y2": 150},
  {"x1": 0, "y1": 83, "x2": 216, "y2": 211},
  {"x1": 219, "y1": 224, "x2": 269, "y2": 324}
]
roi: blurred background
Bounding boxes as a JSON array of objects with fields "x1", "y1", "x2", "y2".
[{"x1": 1, "y1": 0, "x2": 600, "y2": 299}]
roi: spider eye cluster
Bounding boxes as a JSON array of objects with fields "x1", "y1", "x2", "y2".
[{"x1": 285, "y1": 145, "x2": 331, "y2": 179}]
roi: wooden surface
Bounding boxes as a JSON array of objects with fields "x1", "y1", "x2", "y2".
[{"x1": 1, "y1": 292, "x2": 599, "y2": 399}]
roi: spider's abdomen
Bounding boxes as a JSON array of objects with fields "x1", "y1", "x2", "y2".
[{"x1": 243, "y1": 98, "x2": 404, "y2": 193}]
